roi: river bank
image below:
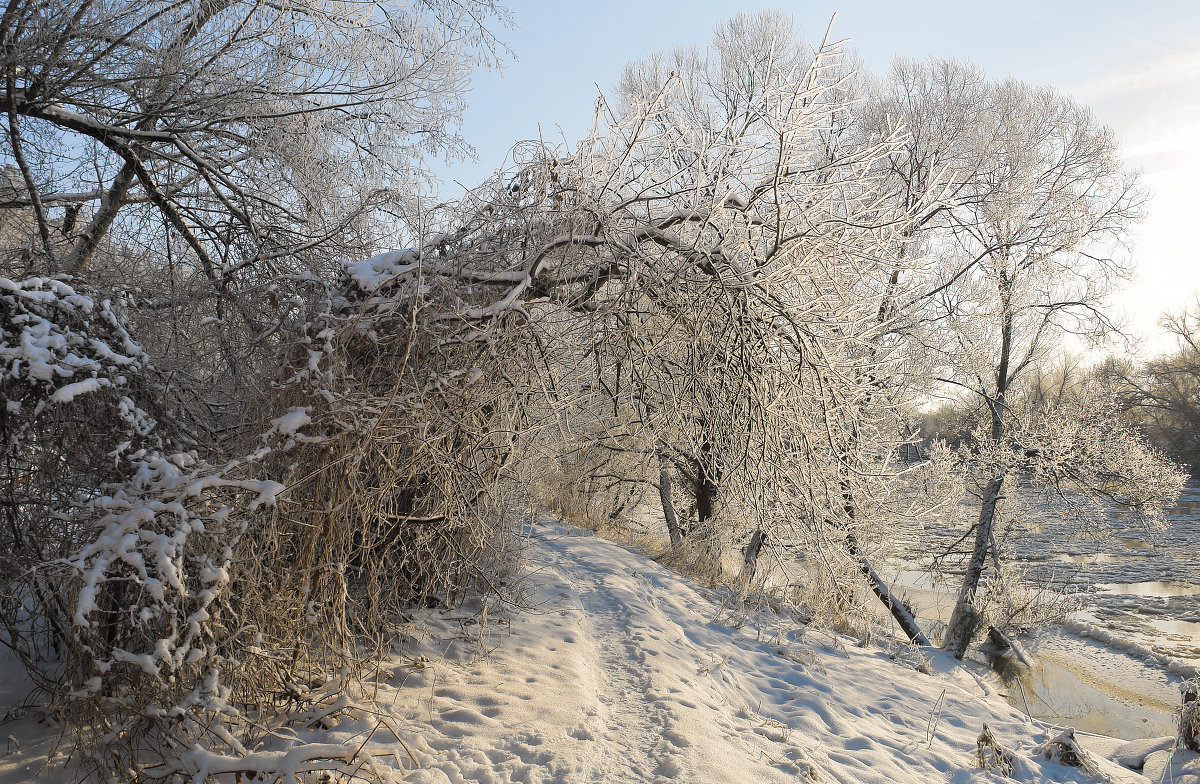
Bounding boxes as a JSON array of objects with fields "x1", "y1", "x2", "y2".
[
  {"x1": 878, "y1": 481, "x2": 1200, "y2": 742},
  {"x1": 882, "y1": 564, "x2": 1193, "y2": 741}
]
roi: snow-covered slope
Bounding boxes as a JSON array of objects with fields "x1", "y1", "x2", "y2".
[
  {"x1": 378, "y1": 521, "x2": 1168, "y2": 784},
  {"x1": 3, "y1": 519, "x2": 1195, "y2": 782}
]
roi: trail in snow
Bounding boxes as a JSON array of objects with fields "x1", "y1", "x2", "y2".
[{"x1": 378, "y1": 521, "x2": 1178, "y2": 783}]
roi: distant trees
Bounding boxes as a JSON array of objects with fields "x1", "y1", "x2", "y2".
[{"x1": 1104, "y1": 303, "x2": 1200, "y2": 472}]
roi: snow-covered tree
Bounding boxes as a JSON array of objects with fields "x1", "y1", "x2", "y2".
[
  {"x1": 0, "y1": 0, "x2": 512, "y2": 412},
  {"x1": 875, "y1": 66, "x2": 1184, "y2": 657},
  {"x1": 0, "y1": 0, "x2": 509, "y2": 271},
  {"x1": 492, "y1": 15, "x2": 939, "y2": 642}
]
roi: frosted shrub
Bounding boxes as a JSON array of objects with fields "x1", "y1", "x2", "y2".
[
  {"x1": 1181, "y1": 680, "x2": 1200, "y2": 752},
  {"x1": 975, "y1": 724, "x2": 1015, "y2": 776},
  {"x1": 975, "y1": 559, "x2": 1078, "y2": 638},
  {"x1": 1, "y1": 274, "x2": 167, "y2": 663},
  {"x1": 0, "y1": 276, "x2": 307, "y2": 776}
]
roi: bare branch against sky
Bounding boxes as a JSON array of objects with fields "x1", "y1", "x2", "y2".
[{"x1": 436, "y1": 1, "x2": 1200, "y2": 356}]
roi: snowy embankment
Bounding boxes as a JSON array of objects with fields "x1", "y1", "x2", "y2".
[
  {"x1": 1062, "y1": 617, "x2": 1200, "y2": 680},
  {"x1": 4, "y1": 519, "x2": 1197, "y2": 783}
]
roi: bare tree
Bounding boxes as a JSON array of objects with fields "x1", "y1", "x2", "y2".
[
  {"x1": 0, "y1": 0, "x2": 511, "y2": 266},
  {"x1": 0, "y1": 0, "x2": 511, "y2": 409},
  {"x1": 504, "y1": 15, "x2": 940, "y2": 643},
  {"x1": 884, "y1": 68, "x2": 1181, "y2": 657},
  {"x1": 1104, "y1": 301, "x2": 1200, "y2": 472}
]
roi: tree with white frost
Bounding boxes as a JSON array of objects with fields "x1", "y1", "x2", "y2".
[
  {"x1": 881, "y1": 69, "x2": 1184, "y2": 657},
  {"x1": 511, "y1": 13, "x2": 939, "y2": 640},
  {"x1": 0, "y1": 0, "x2": 509, "y2": 270},
  {"x1": 0, "y1": 0, "x2": 510, "y2": 402}
]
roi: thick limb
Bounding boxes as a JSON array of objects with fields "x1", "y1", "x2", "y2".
[{"x1": 844, "y1": 533, "x2": 931, "y2": 647}]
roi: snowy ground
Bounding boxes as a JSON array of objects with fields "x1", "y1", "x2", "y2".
[{"x1": 3, "y1": 518, "x2": 1198, "y2": 782}]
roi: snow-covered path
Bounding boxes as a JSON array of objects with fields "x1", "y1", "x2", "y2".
[{"x1": 385, "y1": 521, "x2": 1159, "y2": 783}]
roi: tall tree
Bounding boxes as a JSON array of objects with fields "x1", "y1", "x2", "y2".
[
  {"x1": 533, "y1": 15, "x2": 937, "y2": 642},
  {"x1": 887, "y1": 69, "x2": 1180, "y2": 657}
]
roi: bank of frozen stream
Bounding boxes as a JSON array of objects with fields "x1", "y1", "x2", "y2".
[
  {"x1": 883, "y1": 567, "x2": 1186, "y2": 740},
  {"x1": 886, "y1": 482, "x2": 1200, "y2": 739}
]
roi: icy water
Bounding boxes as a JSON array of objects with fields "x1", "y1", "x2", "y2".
[
  {"x1": 897, "y1": 482, "x2": 1200, "y2": 664},
  {"x1": 1011, "y1": 482, "x2": 1200, "y2": 665},
  {"x1": 892, "y1": 481, "x2": 1200, "y2": 739}
]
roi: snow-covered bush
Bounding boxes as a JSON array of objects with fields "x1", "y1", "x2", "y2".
[
  {"x1": 0, "y1": 270, "x2": 511, "y2": 778},
  {"x1": 0, "y1": 275, "x2": 296, "y2": 776},
  {"x1": 1181, "y1": 680, "x2": 1200, "y2": 752},
  {"x1": 1, "y1": 275, "x2": 167, "y2": 662}
]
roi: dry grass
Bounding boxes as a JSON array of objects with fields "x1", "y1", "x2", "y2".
[{"x1": 975, "y1": 724, "x2": 1015, "y2": 777}]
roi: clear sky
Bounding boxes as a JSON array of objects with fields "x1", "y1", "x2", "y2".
[{"x1": 436, "y1": 1, "x2": 1200, "y2": 357}]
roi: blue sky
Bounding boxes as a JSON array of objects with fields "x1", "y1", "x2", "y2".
[{"x1": 436, "y1": 1, "x2": 1200, "y2": 355}]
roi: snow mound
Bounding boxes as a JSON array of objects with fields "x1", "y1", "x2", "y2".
[{"x1": 1113, "y1": 736, "x2": 1175, "y2": 768}]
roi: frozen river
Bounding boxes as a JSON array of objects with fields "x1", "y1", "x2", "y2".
[
  {"x1": 1022, "y1": 483, "x2": 1200, "y2": 665},
  {"x1": 894, "y1": 481, "x2": 1200, "y2": 663},
  {"x1": 891, "y1": 481, "x2": 1200, "y2": 738}
]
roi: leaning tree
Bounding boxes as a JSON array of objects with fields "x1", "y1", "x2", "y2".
[
  {"x1": 873, "y1": 64, "x2": 1184, "y2": 657},
  {"x1": 510, "y1": 14, "x2": 942, "y2": 636}
]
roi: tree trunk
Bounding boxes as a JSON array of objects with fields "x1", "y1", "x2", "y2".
[
  {"x1": 65, "y1": 162, "x2": 136, "y2": 271},
  {"x1": 741, "y1": 527, "x2": 766, "y2": 584},
  {"x1": 694, "y1": 435, "x2": 718, "y2": 527},
  {"x1": 694, "y1": 469, "x2": 715, "y2": 525},
  {"x1": 836, "y1": 469, "x2": 930, "y2": 646},
  {"x1": 658, "y1": 452, "x2": 683, "y2": 551},
  {"x1": 943, "y1": 472, "x2": 1006, "y2": 658},
  {"x1": 844, "y1": 533, "x2": 931, "y2": 647}
]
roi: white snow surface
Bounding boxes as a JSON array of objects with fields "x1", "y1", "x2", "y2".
[
  {"x1": 372, "y1": 521, "x2": 1163, "y2": 784},
  {"x1": 269, "y1": 406, "x2": 312, "y2": 437},
  {"x1": 4, "y1": 519, "x2": 1197, "y2": 783},
  {"x1": 343, "y1": 249, "x2": 420, "y2": 292}
]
